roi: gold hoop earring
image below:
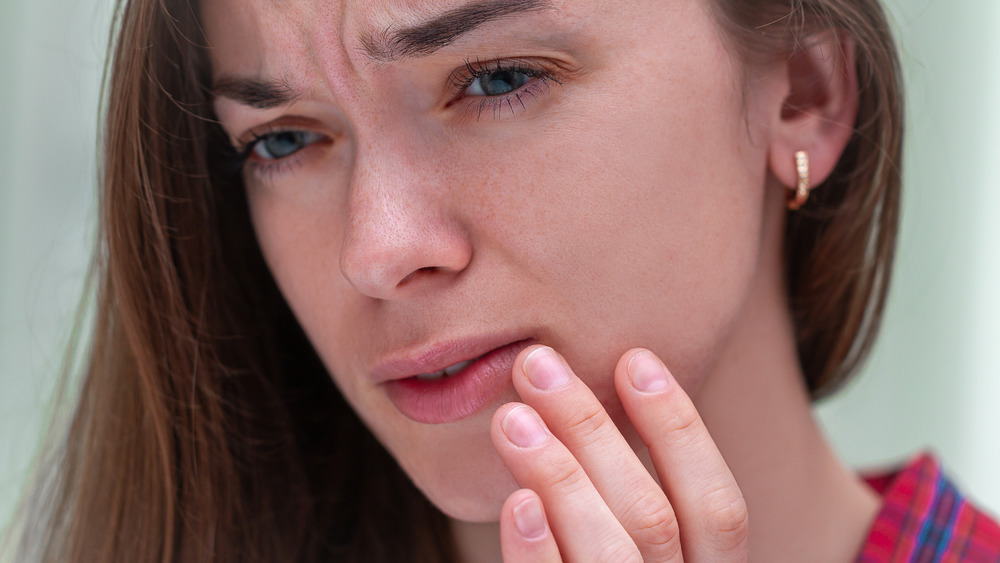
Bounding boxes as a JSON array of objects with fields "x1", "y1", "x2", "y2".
[{"x1": 787, "y1": 150, "x2": 810, "y2": 211}]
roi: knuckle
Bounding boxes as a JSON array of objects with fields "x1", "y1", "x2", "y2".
[
  {"x1": 623, "y1": 494, "x2": 681, "y2": 549},
  {"x1": 661, "y1": 401, "x2": 701, "y2": 437},
  {"x1": 560, "y1": 404, "x2": 608, "y2": 443},
  {"x1": 637, "y1": 513, "x2": 683, "y2": 560},
  {"x1": 703, "y1": 489, "x2": 750, "y2": 550},
  {"x1": 538, "y1": 456, "x2": 589, "y2": 495},
  {"x1": 636, "y1": 509, "x2": 682, "y2": 551}
]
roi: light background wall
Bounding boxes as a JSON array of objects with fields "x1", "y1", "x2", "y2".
[
  {"x1": 813, "y1": 0, "x2": 1000, "y2": 515},
  {"x1": 1, "y1": 0, "x2": 112, "y2": 544},
  {"x1": 2, "y1": 0, "x2": 998, "y2": 547}
]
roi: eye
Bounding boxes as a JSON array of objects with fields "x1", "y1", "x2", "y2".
[
  {"x1": 250, "y1": 130, "x2": 324, "y2": 161},
  {"x1": 464, "y1": 68, "x2": 532, "y2": 97},
  {"x1": 449, "y1": 59, "x2": 562, "y2": 120}
]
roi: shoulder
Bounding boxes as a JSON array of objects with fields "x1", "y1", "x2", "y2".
[{"x1": 856, "y1": 452, "x2": 1000, "y2": 562}]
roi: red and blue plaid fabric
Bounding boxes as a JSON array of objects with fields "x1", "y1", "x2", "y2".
[{"x1": 857, "y1": 453, "x2": 1000, "y2": 562}]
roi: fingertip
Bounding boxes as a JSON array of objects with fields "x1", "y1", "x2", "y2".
[
  {"x1": 491, "y1": 403, "x2": 553, "y2": 452},
  {"x1": 493, "y1": 401, "x2": 525, "y2": 425},
  {"x1": 508, "y1": 489, "x2": 548, "y2": 540},
  {"x1": 630, "y1": 350, "x2": 673, "y2": 393},
  {"x1": 615, "y1": 348, "x2": 652, "y2": 376},
  {"x1": 504, "y1": 404, "x2": 551, "y2": 448},
  {"x1": 501, "y1": 489, "x2": 561, "y2": 561},
  {"x1": 615, "y1": 348, "x2": 674, "y2": 396},
  {"x1": 490, "y1": 402, "x2": 524, "y2": 443},
  {"x1": 513, "y1": 344, "x2": 552, "y2": 378},
  {"x1": 515, "y1": 345, "x2": 572, "y2": 391}
]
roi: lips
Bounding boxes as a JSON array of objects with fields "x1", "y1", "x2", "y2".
[
  {"x1": 377, "y1": 338, "x2": 533, "y2": 424},
  {"x1": 415, "y1": 358, "x2": 476, "y2": 380}
]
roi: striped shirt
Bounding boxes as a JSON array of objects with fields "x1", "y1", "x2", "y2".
[{"x1": 857, "y1": 453, "x2": 1000, "y2": 562}]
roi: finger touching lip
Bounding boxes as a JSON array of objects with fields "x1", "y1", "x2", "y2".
[{"x1": 381, "y1": 338, "x2": 535, "y2": 424}]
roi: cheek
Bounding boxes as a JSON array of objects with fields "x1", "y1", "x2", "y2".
[
  {"x1": 246, "y1": 183, "x2": 522, "y2": 522},
  {"x1": 473, "y1": 46, "x2": 767, "y2": 397},
  {"x1": 244, "y1": 178, "x2": 363, "y2": 388},
  {"x1": 245, "y1": 182, "x2": 342, "y2": 308}
]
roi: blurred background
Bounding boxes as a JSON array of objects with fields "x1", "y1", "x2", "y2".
[{"x1": 2, "y1": 0, "x2": 999, "y2": 543}]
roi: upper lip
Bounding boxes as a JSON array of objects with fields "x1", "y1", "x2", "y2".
[{"x1": 371, "y1": 332, "x2": 530, "y2": 383}]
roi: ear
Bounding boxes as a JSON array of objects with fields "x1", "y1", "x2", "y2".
[{"x1": 768, "y1": 30, "x2": 859, "y2": 194}]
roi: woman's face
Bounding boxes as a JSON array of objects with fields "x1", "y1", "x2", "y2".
[{"x1": 206, "y1": 0, "x2": 784, "y2": 521}]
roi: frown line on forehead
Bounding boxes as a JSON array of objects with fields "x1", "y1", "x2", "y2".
[
  {"x1": 360, "y1": 0, "x2": 555, "y2": 62},
  {"x1": 209, "y1": 0, "x2": 558, "y2": 108}
]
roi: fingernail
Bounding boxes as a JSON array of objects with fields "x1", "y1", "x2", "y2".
[
  {"x1": 513, "y1": 496, "x2": 547, "y2": 540},
  {"x1": 522, "y1": 346, "x2": 570, "y2": 390},
  {"x1": 627, "y1": 350, "x2": 672, "y2": 393},
  {"x1": 502, "y1": 405, "x2": 549, "y2": 447}
]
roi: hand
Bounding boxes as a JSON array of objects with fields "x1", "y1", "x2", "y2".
[{"x1": 490, "y1": 346, "x2": 749, "y2": 562}]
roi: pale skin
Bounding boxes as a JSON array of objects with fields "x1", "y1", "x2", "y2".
[{"x1": 204, "y1": 0, "x2": 883, "y2": 560}]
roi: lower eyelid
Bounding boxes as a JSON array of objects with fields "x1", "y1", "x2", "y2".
[
  {"x1": 457, "y1": 78, "x2": 554, "y2": 121},
  {"x1": 244, "y1": 137, "x2": 332, "y2": 181}
]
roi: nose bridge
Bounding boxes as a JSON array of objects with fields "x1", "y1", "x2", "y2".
[
  {"x1": 339, "y1": 129, "x2": 472, "y2": 299},
  {"x1": 342, "y1": 150, "x2": 429, "y2": 264}
]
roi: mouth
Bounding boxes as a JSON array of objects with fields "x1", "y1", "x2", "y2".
[
  {"x1": 377, "y1": 338, "x2": 534, "y2": 424},
  {"x1": 414, "y1": 358, "x2": 477, "y2": 381}
]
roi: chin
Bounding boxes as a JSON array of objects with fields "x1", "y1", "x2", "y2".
[
  {"x1": 403, "y1": 440, "x2": 519, "y2": 522},
  {"x1": 383, "y1": 415, "x2": 521, "y2": 523},
  {"x1": 420, "y1": 466, "x2": 518, "y2": 523}
]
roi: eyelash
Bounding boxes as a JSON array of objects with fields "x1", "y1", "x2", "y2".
[
  {"x1": 232, "y1": 57, "x2": 562, "y2": 179},
  {"x1": 233, "y1": 125, "x2": 315, "y2": 181},
  {"x1": 448, "y1": 57, "x2": 561, "y2": 121}
]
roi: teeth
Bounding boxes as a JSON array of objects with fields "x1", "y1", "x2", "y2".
[
  {"x1": 415, "y1": 359, "x2": 475, "y2": 380},
  {"x1": 443, "y1": 359, "x2": 474, "y2": 376},
  {"x1": 416, "y1": 371, "x2": 446, "y2": 380}
]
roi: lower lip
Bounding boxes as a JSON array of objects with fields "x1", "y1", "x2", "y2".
[{"x1": 384, "y1": 340, "x2": 531, "y2": 424}]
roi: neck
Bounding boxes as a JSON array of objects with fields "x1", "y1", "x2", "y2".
[{"x1": 694, "y1": 244, "x2": 881, "y2": 562}]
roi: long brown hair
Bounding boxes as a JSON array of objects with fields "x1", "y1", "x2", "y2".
[{"x1": 9, "y1": 0, "x2": 902, "y2": 560}]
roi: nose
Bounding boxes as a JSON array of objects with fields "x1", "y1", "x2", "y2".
[{"x1": 339, "y1": 147, "x2": 473, "y2": 300}]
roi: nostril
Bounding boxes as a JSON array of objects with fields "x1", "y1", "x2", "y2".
[{"x1": 397, "y1": 266, "x2": 438, "y2": 288}]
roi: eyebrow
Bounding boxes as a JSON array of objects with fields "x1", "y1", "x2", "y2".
[
  {"x1": 362, "y1": 0, "x2": 555, "y2": 62},
  {"x1": 212, "y1": 0, "x2": 555, "y2": 108},
  {"x1": 211, "y1": 76, "x2": 301, "y2": 110}
]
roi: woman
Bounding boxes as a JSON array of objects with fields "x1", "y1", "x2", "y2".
[{"x1": 11, "y1": 0, "x2": 1000, "y2": 560}]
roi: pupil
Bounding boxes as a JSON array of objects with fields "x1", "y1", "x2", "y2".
[
  {"x1": 265, "y1": 132, "x2": 302, "y2": 158},
  {"x1": 480, "y1": 70, "x2": 527, "y2": 96}
]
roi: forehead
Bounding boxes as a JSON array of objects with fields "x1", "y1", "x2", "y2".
[
  {"x1": 201, "y1": 0, "x2": 314, "y2": 82},
  {"x1": 202, "y1": 0, "x2": 572, "y2": 70}
]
